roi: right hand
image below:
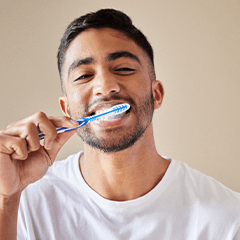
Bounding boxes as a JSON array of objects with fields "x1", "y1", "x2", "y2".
[{"x1": 0, "y1": 112, "x2": 79, "y2": 198}]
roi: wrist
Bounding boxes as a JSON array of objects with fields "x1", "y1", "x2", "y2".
[{"x1": 0, "y1": 191, "x2": 21, "y2": 210}]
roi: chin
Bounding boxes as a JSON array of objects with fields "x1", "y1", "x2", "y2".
[{"x1": 78, "y1": 123, "x2": 147, "y2": 153}]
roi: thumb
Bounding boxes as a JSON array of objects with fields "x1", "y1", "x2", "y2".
[{"x1": 46, "y1": 129, "x2": 77, "y2": 161}]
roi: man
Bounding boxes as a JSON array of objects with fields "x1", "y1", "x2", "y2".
[{"x1": 0, "y1": 8, "x2": 240, "y2": 240}]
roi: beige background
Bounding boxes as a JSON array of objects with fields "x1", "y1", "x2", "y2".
[{"x1": 0, "y1": 0, "x2": 239, "y2": 192}]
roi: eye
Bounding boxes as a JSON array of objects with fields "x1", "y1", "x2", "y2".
[
  {"x1": 115, "y1": 67, "x2": 135, "y2": 75},
  {"x1": 74, "y1": 74, "x2": 93, "y2": 82}
]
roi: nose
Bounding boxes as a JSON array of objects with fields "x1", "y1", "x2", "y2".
[{"x1": 93, "y1": 70, "x2": 120, "y2": 97}]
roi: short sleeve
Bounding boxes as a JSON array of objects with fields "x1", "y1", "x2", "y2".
[{"x1": 233, "y1": 226, "x2": 240, "y2": 240}]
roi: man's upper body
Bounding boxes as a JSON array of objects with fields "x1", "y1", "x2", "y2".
[
  {"x1": 0, "y1": 9, "x2": 239, "y2": 240},
  {"x1": 17, "y1": 152, "x2": 240, "y2": 239}
]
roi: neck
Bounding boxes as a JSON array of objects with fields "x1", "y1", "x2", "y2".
[{"x1": 79, "y1": 124, "x2": 170, "y2": 201}]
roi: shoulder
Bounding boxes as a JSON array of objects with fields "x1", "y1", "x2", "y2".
[
  {"x1": 171, "y1": 159, "x2": 240, "y2": 219},
  {"x1": 164, "y1": 159, "x2": 240, "y2": 236},
  {"x1": 173, "y1": 159, "x2": 240, "y2": 201}
]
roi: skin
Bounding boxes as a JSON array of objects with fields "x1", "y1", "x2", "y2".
[
  {"x1": 0, "y1": 115, "x2": 78, "y2": 239},
  {"x1": 60, "y1": 28, "x2": 170, "y2": 201},
  {"x1": 0, "y1": 27, "x2": 169, "y2": 239}
]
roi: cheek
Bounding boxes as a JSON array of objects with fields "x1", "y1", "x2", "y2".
[
  {"x1": 66, "y1": 88, "x2": 89, "y2": 118},
  {"x1": 135, "y1": 77, "x2": 151, "y2": 96}
]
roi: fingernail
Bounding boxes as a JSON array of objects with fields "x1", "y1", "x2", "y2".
[{"x1": 70, "y1": 119, "x2": 78, "y2": 126}]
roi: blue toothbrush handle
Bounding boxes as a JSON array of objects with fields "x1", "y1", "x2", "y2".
[
  {"x1": 39, "y1": 118, "x2": 87, "y2": 140},
  {"x1": 39, "y1": 103, "x2": 130, "y2": 140}
]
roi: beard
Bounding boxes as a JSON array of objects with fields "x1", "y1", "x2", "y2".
[{"x1": 76, "y1": 90, "x2": 155, "y2": 153}]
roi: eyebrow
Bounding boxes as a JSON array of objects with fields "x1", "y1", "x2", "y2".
[
  {"x1": 68, "y1": 57, "x2": 94, "y2": 77},
  {"x1": 68, "y1": 51, "x2": 141, "y2": 78},
  {"x1": 106, "y1": 51, "x2": 141, "y2": 65}
]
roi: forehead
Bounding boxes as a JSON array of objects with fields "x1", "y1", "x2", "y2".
[{"x1": 63, "y1": 28, "x2": 147, "y2": 75}]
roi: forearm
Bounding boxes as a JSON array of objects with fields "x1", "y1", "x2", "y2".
[{"x1": 0, "y1": 192, "x2": 21, "y2": 240}]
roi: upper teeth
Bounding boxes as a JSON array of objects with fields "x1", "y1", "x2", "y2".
[
  {"x1": 95, "y1": 108, "x2": 109, "y2": 115},
  {"x1": 94, "y1": 109, "x2": 126, "y2": 122}
]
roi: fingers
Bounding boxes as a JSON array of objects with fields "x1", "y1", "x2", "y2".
[
  {"x1": 3, "y1": 122, "x2": 41, "y2": 152},
  {"x1": 22, "y1": 112, "x2": 59, "y2": 150},
  {"x1": 48, "y1": 116, "x2": 78, "y2": 129},
  {"x1": 0, "y1": 134, "x2": 28, "y2": 160},
  {"x1": 1, "y1": 112, "x2": 78, "y2": 155},
  {"x1": 46, "y1": 128, "x2": 77, "y2": 161},
  {"x1": 44, "y1": 115, "x2": 78, "y2": 149},
  {"x1": 0, "y1": 112, "x2": 78, "y2": 197}
]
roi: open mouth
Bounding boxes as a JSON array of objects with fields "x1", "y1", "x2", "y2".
[
  {"x1": 96, "y1": 110, "x2": 127, "y2": 121},
  {"x1": 89, "y1": 103, "x2": 131, "y2": 122}
]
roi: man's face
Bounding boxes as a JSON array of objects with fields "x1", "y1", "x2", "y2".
[{"x1": 60, "y1": 28, "x2": 160, "y2": 152}]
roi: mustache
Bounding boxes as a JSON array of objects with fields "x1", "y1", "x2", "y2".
[{"x1": 83, "y1": 95, "x2": 135, "y2": 116}]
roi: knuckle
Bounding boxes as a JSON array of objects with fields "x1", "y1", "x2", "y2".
[
  {"x1": 24, "y1": 122, "x2": 36, "y2": 133},
  {"x1": 6, "y1": 122, "x2": 15, "y2": 128},
  {"x1": 35, "y1": 111, "x2": 47, "y2": 121},
  {"x1": 30, "y1": 144, "x2": 40, "y2": 152},
  {"x1": 49, "y1": 128, "x2": 57, "y2": 139},
  {"x1": 63, "y1": 116, "x2": 71, "y2": 122},
  {"x1": 0, "y1": 128, "x2": 11, "y2": 137},
  {"x1": 0, "y1": 122, "x2": 15, "y2": 134},
  {"x1": 16, "y1": 138, "x2": 27, "y2": 148}
]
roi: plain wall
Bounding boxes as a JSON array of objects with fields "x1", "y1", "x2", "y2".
[{"x1": 0, "y1": 0, "x2": 240, "y2": 192}]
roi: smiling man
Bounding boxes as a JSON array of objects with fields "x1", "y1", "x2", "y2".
[
  {"x1": 59, "y1": 26, "x2": 168, "y2": 202},
  {"x1": 0, "y1": 9, "x2": 240, "y2": 240},
  {"x1": 60, "y1": 28, "x2": 160, "y2": 153}
]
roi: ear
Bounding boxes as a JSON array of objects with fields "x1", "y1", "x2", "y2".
[
  {"x1": 59, "y1": 96, "x2": 70, "y2": 117},
  {"x1": 152, "y1": 80, "x2": 164, "y2": 110}
]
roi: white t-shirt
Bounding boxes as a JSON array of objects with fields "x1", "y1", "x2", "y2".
[{"x1": 17, "y1": 152, "x2": 240, "y2": 240}]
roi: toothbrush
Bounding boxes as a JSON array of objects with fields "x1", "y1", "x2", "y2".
[{"x1": 39, "y1": 103, "x2": 130, "y2": 140}]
